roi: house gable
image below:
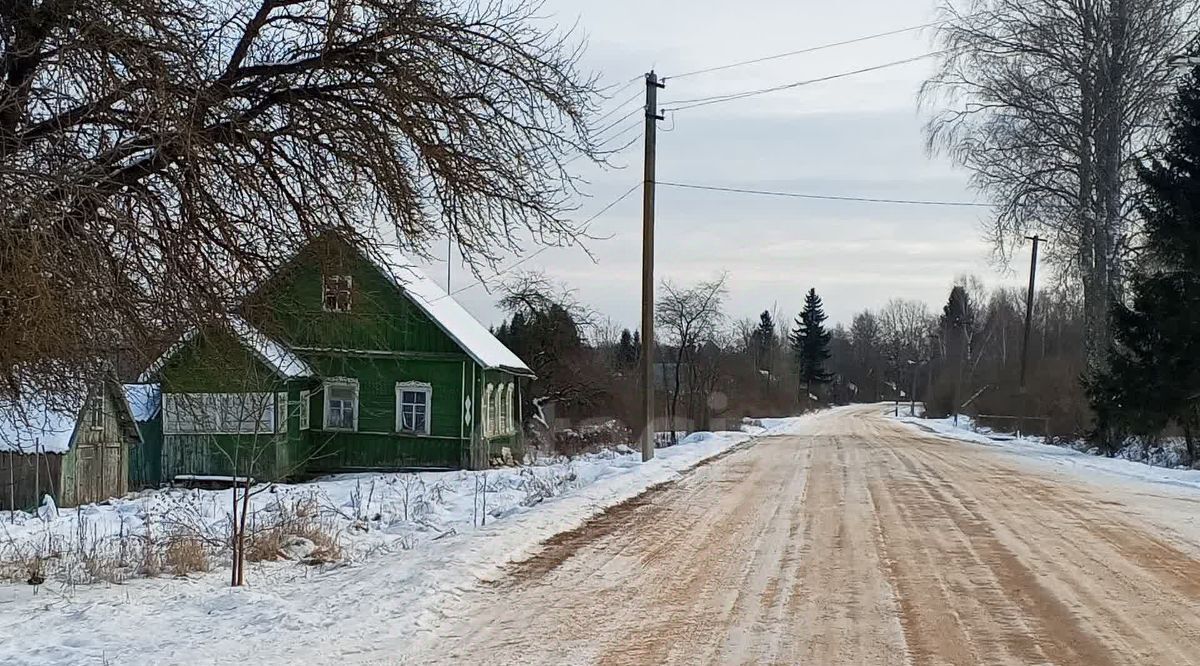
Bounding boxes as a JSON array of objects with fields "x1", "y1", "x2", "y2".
[{"x1": 241, "y1": 235, "x2": 467, "y2": 359}]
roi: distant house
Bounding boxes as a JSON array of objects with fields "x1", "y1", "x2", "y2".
[
  {"x1": 136, "y1": 233, "x2": 534, "y2": 484},
  {"x1": 0, "y1": 374, "x2": 141, "y2": 510}
]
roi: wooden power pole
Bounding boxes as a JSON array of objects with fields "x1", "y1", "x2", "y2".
[
  {"x1": 640, "y1": 71, "x2": 665, "y2": 462},
  {"x1": 1019, "y1": 235, "x2": 1043, "y2": 392}
]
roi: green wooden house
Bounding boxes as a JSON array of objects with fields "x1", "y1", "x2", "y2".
[
  {"x1": 137, "y1": 234, "x2": 534, "y2": 484},
  {"x1": 1, "y1": 374, "x2": 141, "y2": 510}
]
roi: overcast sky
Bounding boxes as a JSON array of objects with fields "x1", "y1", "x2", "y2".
[{"x1": 419, "y1": 0, "x2": 1024, "y2": 331}]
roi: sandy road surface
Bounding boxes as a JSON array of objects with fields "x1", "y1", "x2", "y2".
[{"x1": 401, "y1": 406, "x2": 1200, "y2": 665}]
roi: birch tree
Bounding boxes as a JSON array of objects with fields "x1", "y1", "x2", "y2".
[{"x1": 923, "y1": 0, "x2": 1200, "y2": 378}]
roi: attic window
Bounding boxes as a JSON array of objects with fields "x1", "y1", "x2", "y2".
[
  {"x1": 323, "y1": 275, "x2": 353, "y2": 312},
  {"x1": 88, "y1": 393, "x2": 105, "y2": 430}
]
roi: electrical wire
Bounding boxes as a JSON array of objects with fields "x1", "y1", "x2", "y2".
[
  {"x1": 657, "y1": 181, "x2": 990, "y2": 207},
  {"x1": 430, "y1": 183, "x2": 643, "y2": 302},
  {"x1": 563, "y1": 119, "x2": 643, "y2": 166},
  {"x1": 663, "y1": 21, "x2": 944, "y2": 81},
  {"x1": 662, "y1": 51, "x2": 947, "y2": 113},
  {"x1": 593, "y1": 88, "x2": 644, "y2": 125}
]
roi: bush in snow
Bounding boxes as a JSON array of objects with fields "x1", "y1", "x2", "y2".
[{"x1": 527, "y1": 419, "x2": 633, "y2": 459}]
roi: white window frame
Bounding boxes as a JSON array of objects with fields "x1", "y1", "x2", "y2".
[
  {"x1": 322, "y1": 274, "x2": 353, "y2": 312},
  {"x1": 484, "y1": 383, "x2": 495, "y2": 437},
  {"x1": 162, "y1": 392, "x2": 276, "y2": 435},
  {"x1": 299, "y1": 390, "x2": 311, "y2": 430},
  {"x1": 505, "y1": 383, "x2": 514, "y2": 434},
  {"x1": 394, "y1": 381, "x2": 433, "y2": 435},
  {"x1": 323, "y1": 379, "x2": 359, "y2": 431},
  {"x1": 276, "y1": 392, "x2": 288, "y2": 433}
]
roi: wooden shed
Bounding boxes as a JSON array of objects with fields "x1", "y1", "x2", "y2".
[{"x1": 0, "y1": 377, "x2": 142, "y2": 511}]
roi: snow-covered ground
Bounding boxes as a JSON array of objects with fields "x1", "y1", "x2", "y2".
[
  {"x1": 0, "y1": 416, "x2": 804, "y2": 666},
  {"x1": 894, "y1": 413, "x2": 1200, "y2": 493},
  {"x1": 892, "y1": 411, "x2": 1200, "y2": 560}
]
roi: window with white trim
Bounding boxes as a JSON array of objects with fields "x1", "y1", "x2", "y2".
[
  {"x1": 484, "y1": 383, "x2": 495, "y2": 437},
  {"x1": 299, "y1": 390, "x2": 311, "y2": 430},
  {"x1": 324, "y1": 381, "x2": 358, "y2": 431},
  {"x1": 505, "y1": 383, "x2": 515, "y2": 434},
  {"x1": 395, "y1": 382, "x2": 432, "y2": 434},
  {"x1": 322, "y1": 274, "x2": 353, "y2": 312},
  {"x1": 276, "y1": 392, "x2": 288, "y2": 433},
  {"x1": 163, "y1": 393, "x2": 276, "y2": 434}
]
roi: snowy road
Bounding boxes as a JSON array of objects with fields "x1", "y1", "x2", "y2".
[{"x1": 400, "y1": 405, "x2": 1200, "y2": 665}]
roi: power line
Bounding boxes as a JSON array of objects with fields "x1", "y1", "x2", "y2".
[
  {"x1": 657, "y1": 181, "x2": 990, "y2": 207},
  {"x1": 592, "y1": 105, "x2": 644, "y2": 141},
  {"x1": 564, "y1": 119, "x2": 643, "y2": 166},
  {"x1": 662, "y1": 51, "x2": 947, "y2": 113},
  {"x1": 431, "y1": 183, "x2": 643, "y2": 302},
  {"x1": 664, "y1": 21, "x2": 943, "y2": 81},
  {"x1": 597, "y1": 74, "x2": 644, "y2": 96},
  {"x1": 593, "y1": 88, "x2": 644, "y2": 125}
]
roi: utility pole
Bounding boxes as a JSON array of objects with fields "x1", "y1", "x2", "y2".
[
  {"x1": 640, "y1": 71, "x2": 665, "y2": 463},
  {"x1": 1019, "y1": 235, "x2": 1042, "y2": 392},
  {"x1": 908, "y1": 360, "x2": 919, "y2": 417}
]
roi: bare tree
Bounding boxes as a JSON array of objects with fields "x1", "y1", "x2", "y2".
[
  {"x1": 496, "y1": 271, "x2": 606, "y2": 415},
  {"x1": 923, "y1": 0, "x2": 1200, "y2": 377},
  {"x1": 0, "y1": 0, "x2": 602, "y2": 401},
  {"x1": 656, "y1": 275, "x2": 728, "y2": 442}
]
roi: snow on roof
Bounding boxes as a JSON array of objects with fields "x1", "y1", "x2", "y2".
[
  {"x1": 138, "y1": 316, "x2": 314, "y2": 382},
  {"x1": 0, "y1": 394, "x2": 83, "y2": 454},
  {"x1": 122, "y1": 383, "x2": 161, "y2": 422},
  {"x1": 372, "y1": 246, "x2": 534, "y2": 376},
  {"x1": 227, "y1": 316, "x2": 315, "y2": 379}
]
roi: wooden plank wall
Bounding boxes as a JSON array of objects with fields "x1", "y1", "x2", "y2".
[{"x1": 0, "y1": 453, "x2": 63, "y2": 511}]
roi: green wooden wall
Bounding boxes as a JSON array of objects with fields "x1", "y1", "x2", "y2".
[
  {"x1": 149, "y1": 234, "x2": 527, "y2": 481},
  {"x1": 241, "y1": 235, "x2": 463, "y2": 355},
  {"x1": 299, "y1": 354, "x2": 469, "y2": 471}
]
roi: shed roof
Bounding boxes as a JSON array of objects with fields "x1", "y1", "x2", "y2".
[
  {"x1": 122, "y1": 383, "x2": 161, "y2": 422},
  {"x1": 0, "y1": 395, "x2": 82, "y2": 453},
  {"x1": 0, "y1": 378, "x2": 140, "y2": 454}
]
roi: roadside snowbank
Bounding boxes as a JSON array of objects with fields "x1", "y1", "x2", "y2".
[
  {"x1": 894, "y1": 413, "x2": 1200, "y2": 494},
  {"x1": 0, "y1": 416, "x2": 808, "y2": 665}
]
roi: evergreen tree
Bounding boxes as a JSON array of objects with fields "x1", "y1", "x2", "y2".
[
  {"x1": 939, "y1": 285, "x2": 974, "y2": 421},
  {"x1": 790, "y1": 288, "x2": 833, "y2": 401},
  {"x1": 616, "y1": 328, "x2": 638, "y2": 369},
  {"x1": 632, "y1": 330, "x2": 642, "y2": 362},
  {"x1": 751, "y1": 310, "x2": 776, "y2": 374},
  {"x1": 1089, "y1": 65, "x2": 1200, "y2": 464}
]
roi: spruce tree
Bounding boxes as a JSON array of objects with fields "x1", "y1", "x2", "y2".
[
  {"x1": 790, "y1": 288, "x2": 833, "y2": 401},
  {"x1": 752, "y1": 310, "x2": 776, "y2": 375},
  {"x1": 1089, "y1": 64, "x2": 1200, "y2": 465},
  {"x1": 617, "y1": 328, "x2": 637, "y2": 369}
]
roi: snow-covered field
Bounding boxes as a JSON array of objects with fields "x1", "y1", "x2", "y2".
[{"x1": 0, "y1": 417, "x2": 801, "y2": 666}]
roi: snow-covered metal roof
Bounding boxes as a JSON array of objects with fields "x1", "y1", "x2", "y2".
[
  {"x1": 372, "y1": 246, "x2": 534, "y2": 376},
  {"x1": 122, "y1": 383, "x2": 161, "y2": 422},
  {"x1": 227, "y1": 316, "x2": 315, "y2": 379},
  {"x1": 0, "y1": 395, "x2": 82, "y2": 454},
  {"x1": 138, "y1": 316, "x2": 314, "y2": 382}
]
